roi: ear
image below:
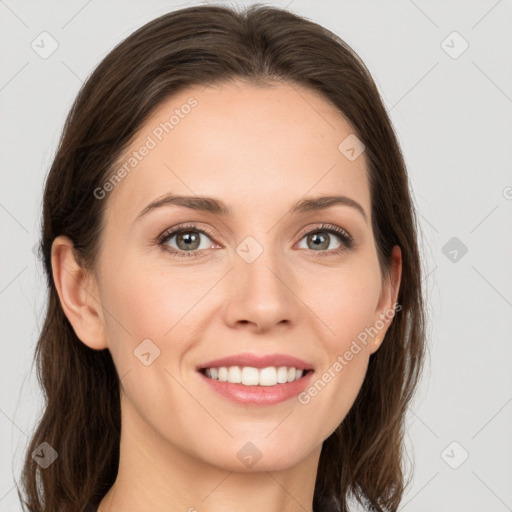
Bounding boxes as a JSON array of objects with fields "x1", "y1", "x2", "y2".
[
  {"x1": 369, "y1": 245, "x2": 402, "y2": 355},
  {"x1": 51, "y1": 235, "x2": 108, "y2": 350}
]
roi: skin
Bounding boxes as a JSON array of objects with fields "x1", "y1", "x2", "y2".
[{"x1": 52, "y1": 80, "x2": 401, "y2": 512}]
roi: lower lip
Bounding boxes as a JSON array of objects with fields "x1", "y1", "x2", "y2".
[{"x1": 198, "y1": 370, "x2": 314, "y2": 406}]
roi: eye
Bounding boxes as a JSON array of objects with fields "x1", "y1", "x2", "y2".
[
  {"x1": 296, "y1": 224, "x2": 354, "y2": 256},
  {"x1": 157, "y1": 222, "x2": 355, "y2": 259},
  {"x1": 158, "y1": 224, "x2": 217, "y2": 258}
]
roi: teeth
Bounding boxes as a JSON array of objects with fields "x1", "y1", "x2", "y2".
[
  {"x1": 277, "y1": 366, "x2": 288, "y2": 383},
  {"x1": 228, "y1": 366, "x2": 242, "y2": 384},
  {"x1": 203, "y1": 366, "x2": 307, "y2": 386},
  {"x1": 258, "y1": 367, "x2": 276, "y2": 386},
  {"x1": 218, "y1": 367, "x2": 228, "y2": 382},
  {"x1": 242, "y1": 366, "x2": 259, "y2": 385}
]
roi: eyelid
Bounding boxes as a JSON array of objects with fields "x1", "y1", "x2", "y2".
[
  {"x1": 157, "y1": 222, "x2": 217, "y2": 243},
  {"x1": 154, "y1": 222, "x2": 218, "y2": 250},
  {"x1": 295, "y1": 223, "x2": 353, "y2": 244}
]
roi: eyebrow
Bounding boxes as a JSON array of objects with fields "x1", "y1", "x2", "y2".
[{"x1": 135, "y1": 193, "x2": 368, "y2": 223}]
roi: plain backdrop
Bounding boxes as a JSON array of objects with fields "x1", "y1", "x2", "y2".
[{"x1": 1, "y1": 1, "x2": 511, "y2": 511}]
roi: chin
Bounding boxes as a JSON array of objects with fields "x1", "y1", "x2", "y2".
[{"x1": 192, "y1": 436, "x2": 315, "y2": 473}]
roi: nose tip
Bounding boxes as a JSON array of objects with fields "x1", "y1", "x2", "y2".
[{"x1": 224, "y1": 254, "x2": 297, "y2": 332}]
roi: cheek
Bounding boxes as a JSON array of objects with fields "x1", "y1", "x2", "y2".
[
  {"x1": 97, "y1": 250, "x2": 224, "y2": 389},
  {"x1": 295, "y1": 260, "x2": 381, "y2": 435},
  {"x1": 96, "y1": 255, "x2": 209, "y2": 429},
  {"x1": 305, "y1": 257, "x2": 382, "y2": 351},
  {"x1": 100, "y1": 250, "x2": 210, "y2": 339},
  {"x1": 299, "y1": 302, "x2": 374, "y2": 442},
  {"x1": 301, "y1": 354, "x2": 369, "y2": 443}
]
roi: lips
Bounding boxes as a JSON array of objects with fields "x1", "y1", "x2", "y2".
[{"x1": 197, "y1": 352, "x2": 314, "y2": 371}]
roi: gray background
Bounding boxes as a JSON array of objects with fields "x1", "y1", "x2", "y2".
[{"x1": 1, "y1": 0, "x2": 511, "y2": 510}]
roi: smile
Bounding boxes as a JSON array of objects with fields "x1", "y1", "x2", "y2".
[
  {"x1": 201, "y1": 366, "x2": 308, "y2": 386},
  {"x1": 198, "y1": 367, "x2": 314, "y2": 406}
]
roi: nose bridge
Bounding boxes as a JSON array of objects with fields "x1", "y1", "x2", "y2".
[
  {"x1": 236, "y1": 231, "x2": 287, "y2": 296},
  {"x1": 223, "y1": 230, "x2": 297, "y2": 330}
]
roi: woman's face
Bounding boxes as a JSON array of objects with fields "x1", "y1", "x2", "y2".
[{"x1": 79, "y1": 81, "x2": 401, "y2": 472}]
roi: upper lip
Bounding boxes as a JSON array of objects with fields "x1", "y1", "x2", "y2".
[{"x1": 197, "y1": 353, "x2": 314, "y2": 371}]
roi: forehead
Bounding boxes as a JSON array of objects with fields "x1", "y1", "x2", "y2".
[{"x1": 105, "y1": 80, "x2": 370, "y2": 223}]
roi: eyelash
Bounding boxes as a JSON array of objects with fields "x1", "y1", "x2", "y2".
[{"x1": 156, "y1": 223, "x2": 355, "y2": 259}]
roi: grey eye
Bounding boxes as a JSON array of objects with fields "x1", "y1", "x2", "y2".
[
  {"x1": 165, "y1": 230, "x2": 213, "y2": 252},
  {"x1": 298, "y1": 231, "x2": 343, "y2": 251}
]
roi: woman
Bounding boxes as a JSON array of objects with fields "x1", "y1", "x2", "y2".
[{"x1": 20, "y1": 4, "x2": 427, "y2": 511}]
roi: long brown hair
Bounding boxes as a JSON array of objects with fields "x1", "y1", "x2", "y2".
[{"x1": 19, "y1": 4, "x2": 427, "y2": 511}]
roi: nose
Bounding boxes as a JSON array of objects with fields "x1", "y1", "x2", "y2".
[{"x1": 222, "y1": 244, "x2": 299, "y2": 333}]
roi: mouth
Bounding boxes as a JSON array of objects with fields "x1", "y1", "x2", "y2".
[
  {"x1": 199, "y1": 366, "x2": 314, "y2": 387},
  {"x1": 197, "y1": 365, "x2": 315, "y2": 406},
  {"x1": 195, "y1": 353, "x2": 315, "y2": 405}
]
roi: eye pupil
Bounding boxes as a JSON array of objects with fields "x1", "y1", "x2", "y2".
[
  {"x1": 177, "y1": 231, "x2": 200, "y2": 250},
  {"x1": 309, "y1": 232, "x2": 329, "y2": 250}
]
